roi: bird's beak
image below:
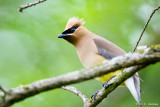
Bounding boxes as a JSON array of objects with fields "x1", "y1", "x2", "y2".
[
  {"x1": 57, "y1": 34, "x2": 68, "y2": 38},
  {"x1": 57, "y1": 33, "x2": 72, "y2": 38}
]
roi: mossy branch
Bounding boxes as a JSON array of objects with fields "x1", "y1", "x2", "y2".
[{"x1": 0, "y1": 44, "x2": 160, "y2": 107}]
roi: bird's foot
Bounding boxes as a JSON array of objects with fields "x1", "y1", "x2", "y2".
[
  {"x1": 103, "y1": 75, "x2": 116, "y2": 89},
  {"x1": 90, "y1": 76, "x2": 117, "y2": 102},
  {"x1": 90, "y1": 91, "x2": 99, "y2": 103}
]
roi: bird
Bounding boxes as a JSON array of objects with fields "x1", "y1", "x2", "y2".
[{"x1": 58, "y1": 17, "x2": 142, "y2": 106}]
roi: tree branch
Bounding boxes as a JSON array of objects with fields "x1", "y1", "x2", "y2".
[
  {"x1": 132, "y1": 6, "x2": 160, "y2": 52},
  {"x1": 61, "y1": 86, "x2": 89, "y2": 104},
  {"x1": 89, "y1": 45, "x2": 160, "y2": 106},
  {"x1": 88, "y1": 65, "x2": 147, "y2": 107},
  {"x1": 18, "y1": 0, "x2": 47, "y2": 12},
  {"x1": 0, "y1": 44, "x2": 159, "y2": 107},
  {"x1": 0, "y1": 85, "x2": 7, "y2": 94}
]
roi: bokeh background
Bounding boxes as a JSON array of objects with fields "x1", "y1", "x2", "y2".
[{"x1": 0, "y1": 0, "x2": 160, "y2": 107}]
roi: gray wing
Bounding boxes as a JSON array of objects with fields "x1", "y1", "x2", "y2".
[{"x1": 93, "y1": 38, "x2": 126, "y2": 59}]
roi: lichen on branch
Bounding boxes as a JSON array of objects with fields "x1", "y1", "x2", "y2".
[{"x1": 0, "y1": 44, "x2": 160, "y2": 107}]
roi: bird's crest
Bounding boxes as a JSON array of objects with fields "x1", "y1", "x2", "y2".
[{"x1": 65, "y1": 17, "x2": 85, "y2": 30}]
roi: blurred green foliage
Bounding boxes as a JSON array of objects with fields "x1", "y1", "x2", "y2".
[{"x1": 0, "y1": 0, "x2": 160, "y2": 107}]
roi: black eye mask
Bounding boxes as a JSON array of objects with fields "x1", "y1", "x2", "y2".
[{"x1": 62, "y1": 26, "x2": 78, "y2": 34}]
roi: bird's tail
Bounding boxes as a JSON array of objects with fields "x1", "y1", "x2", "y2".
[{"x1": 125, "y1": 73, "x2": 142, "y2": 106}]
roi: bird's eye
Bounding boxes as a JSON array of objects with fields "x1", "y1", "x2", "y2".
[
  {"x1": 62, "y1": 26, "x2": 78, "y2": 34},
  {"x1": 70, "y1": 27, "x2": 76, "y2": 32}
]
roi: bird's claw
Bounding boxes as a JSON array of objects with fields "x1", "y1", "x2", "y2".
[
  {"x1": 103, "y1": 75, "x2": 116, "y2": 89},
  {"x1": 90, "y1": 76, "x2": 117, "y2": 102},
  {"x1": 90, "y1": 91, "x2": 99, "y2": 103}
]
